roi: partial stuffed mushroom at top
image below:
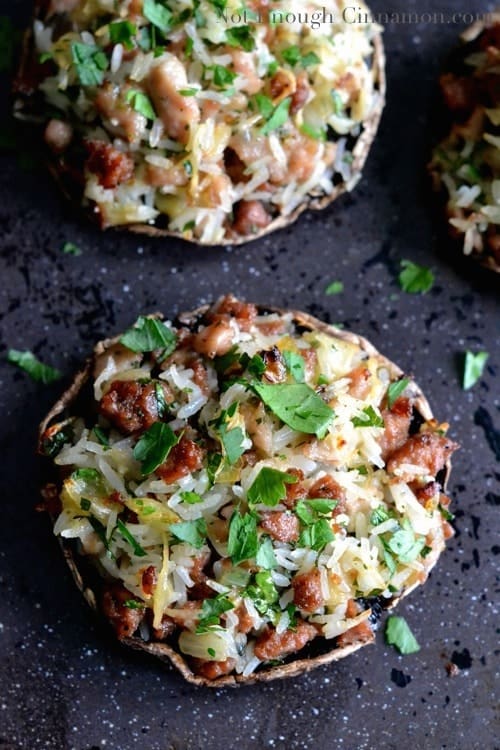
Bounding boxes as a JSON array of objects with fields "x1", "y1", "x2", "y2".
[{"x1": 16, "y1": 0, "x2": 385, "y2": 244}]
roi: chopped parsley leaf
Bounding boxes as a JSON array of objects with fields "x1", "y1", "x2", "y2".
[
  {"x1": 133, "y1": 422, "x2": 180, "y2": 475},
  {"x1": 252, "y1": 381, "x2": 335, "y2": 439},
  {"x1": 170, "y1": 517, "x2": 207, "y2": 549},
  {"x1": 143, "y1": 0, "x2": 173, "y2": 33},
  {"x1": 398, "y1": 260, "x2": 435, "y2": 294},
  {"x1": 463, "y1": 351, "x2": 488, "y2": 390},
  {"x1": 299, "y1": 123, "x2": 326, "y2": 141},
  {"x1": 225, "y1": 25, "x2": 255, "y2": 52},
  {"x1": 93, "y1": 426, "x2": 110, "y2": 448},
  {"x1": 298, "y1": 518, "x2": 334, "y2": 552},
  {"x1": 438, "y1": 503, "x2": 454, "y2": 521},
  {"x1": 7, "y1": 349, "x2": 61, "y2": 384},
  {"x1": 283, "y1": 350, "x2": 305, "y2": 383},
  {"x1": 196, "y1": 595, "x2": 234, "y2": 633},
  {"x1": 255, "y1": 536, "x2": 277, "y2": 569},
  {"x1": 109, "y1": 20, "x2": 137, "y2": 50},
  {"x1": 325, "y1": 280, "x2": 344, "y2": 295},
  {"x1": 281, "y1": 45, "x2": 320, "y2": 68},
  {"x1": 331, "y1": 90, "x2": 343, "y2": 115},
  {"x1": 178, "y1": 87, "x2": 198, "y2": 96},
  {"x1": 211, "y1": 65, "x2": 237, "y2": 88},
  {"x1": 61, "y1": 241, "x2": 82, "y2": 256},
  {"x1": 228, "y1": 510, "x2": 258, "y2": 564},
  {"x1": 244, "y1": 571, "x2": 279, "y2": 615},
  {"x1": 215, "y1": 404, "x2": 247, "y2": 465},
  {"x1": 247, "y1": 466, "x2": 298, "y2": 507},
  {"x1": 351, "y1": 406, "x2": 384, "y2": 428},
  {"x1": 385, "y1": 615, "x2": 420, "y2": 655},
  {"x1": 370, "y1": 505, "x2": 393, "y2": 526},
  {"x1": 154, "y1": 382, "x2": 169, "y2": 418},
  {"x1": 387, "y1": 521, "x2": 425, "y2": 563},
  {"x1": 119, "y1": 316, "x2": 177, "y2": 355},
  {"x1": 123, "y1": 599, "x2": 144, "y2": 609},
  {"x1": 116, "y1": 519, "x2": 147, "y2": 557},
  {"x1": 387, "y1": 378, "x2": 410, "y2": 408},
  {"x1": 71, "y1": 42, "x2": 108, "y2": 86},
  {"x1": 180, "y1": 490, "x2": 204, "y2": 504},
  {"x1": 126, "y1": 89, "x2": 156, "y2": 120},
  {"x1": 261, "y1": 97, "x2": 291, "y2": 135},
  {"x1": 41, "y1": 423, "x2": 74, "y2": 457}
]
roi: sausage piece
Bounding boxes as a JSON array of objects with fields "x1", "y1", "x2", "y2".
[
  {"x1": 101, "y1": 584, "x2": 144, "y2": 640},
  {"x1": 291, "y1": 569, "x2": 324, "y2": 612},
  {"x1": 260, "y1": 511, "x2": 299, "y2": 543},
  {"x1": 379, "y1": 397, "x2": 413, "y2": 461},
  {"x1": 387, "y1": 432, "x2": 459, "y2": 479},
  {"x1": 232, "y1": 201, "x2": 271, "y2": 236},
  {"x1": 85, "y1": 140, "x2": 134, "y2": 189},
  {"x1": 157, "y1": 436, "x2": 205, "y2": 483},
  {"x1": 254, "y1": 621, "x2": 318, "y2": 661},
  {"x1": 100, "y1": 380, "x2": 167, "y2": 434}
]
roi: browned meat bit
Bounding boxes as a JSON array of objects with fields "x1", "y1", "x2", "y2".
[
  {"x1": 151, "y1": 614, "x2": 176, "y2": 641},
  {"x1": 260, "y1": 346, "x2": 286, "y2": 383},
  {"x1": 232, "y1": 200, "x2": 271, "y2": 236},
  {"x1": 188, "y1": 549, "x2": 214, "y2": 600},
  {"x1": 193, "y1": 318, "x2": 234, "y2": 359},
  {"x1": 380, "y1": 396, "x2": 413, "y2": 461},
  {"x1": 236, "y1": 603, "x2": 254, "y2": 634},
  {"x1": 387, "y1": 432, "x2": 459, "y2": 479},
  {"x1": 347, "y1": 365, "x2": 372, "y2": 400},
  {"x1": 282, "y1": 468, "x2": 307, "y2": 509},
  {"x1": 100, "y1": 380, "x2": 169, "y2": 434},
  {"x1": 190, "y1": 358, "x2": 210, "y2": 396},
  {"x1": 290, "y1": 72, "x2": 310, "y2": 115},
  {"x1": 208, "y1": 295, "x2": 258, "y2": 332},
  {"x1": 44, "y1": 119, "x2": 73, "y2": 154},
  {"x1": 335, "y1": 599, "x2": 373, "y2": 649},
  {"x1": 157, "y1": 435, "x2": 205, "y2": 483},
  {"x1": 254, "y1": 621, "x2": 318, "y2": 661},
  {"x1": 101, "y1": 584, "x2": 144, "y2": 640},
  {"x1": 85, "y1": 140, "x2": 134, "y2": 189},
  {"x1": 412, "y1": 481, "x2": 441, "y2": 506},
  {"x1": 260, "y1": 511, "x2": 299, "y2": 543},
  {"x1": 269, "y1": 69, "x2": 295, "y2": 100},
  {"x1": 291, "y1": 569, "x2": 324, "y2": 612},
  {"x1": 308, "y1": 475, "x2": 346, "y2": 515},
  {"x1": 141, "y1": 565, "x2": 157, "y2": 596},
  {"x1": 190, "y1": 657, "x2": 237, "y2": 680},
  {"x1": 224, "y1": 147, "x2": 250, "y2": 184}
]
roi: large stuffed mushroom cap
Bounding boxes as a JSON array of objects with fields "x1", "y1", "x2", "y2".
[
  {"x1": 16, "y1": 0, "x2": 385, "y2": 245},
  {"x1": 39, "y1": 296, "x2": 458, "y2": 686}
]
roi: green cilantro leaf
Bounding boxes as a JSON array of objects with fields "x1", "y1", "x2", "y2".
[
  {"x1": 438, "y1": 503, "x2": 454, "y2": 521},
  {"x1": 370, "y1": 505, "x2": 393, "y2": 526},
  {"x1": 299, "y1": 123, "x2": 326, "y2": 141},
  {"x1": 215, "y1": 404, "x2": 247, "y2": 465},
  {"x1": 463, "y1": 351, "x2": 488, "y2": 390},
  {"x1": 133, "y1": 422, "x2": 180, "y2": 475},
  {"x1": 126, "y1": 89, "x2": 156, "y2": 120},
  {"x1": 398, "y1": 260, "x2": 435, "y2": 294},
  {"x1": 225, "y1": 25, "x2": 255, "y2": 52},
  {"x1": 123, "y1": 599, "x2": 144, "y2": 609},
  {"x1": 325, "y1": 281, "x2": 344, "y2": 295},
  {"x1": 387, "y1": 378, "x2": 410, "y2": 408},
  {"x1": 387, "y1": 523, "x2": 425, "y2": 563},
  {"x1": 306, "y1": 499, "x2": 338, "y2": 514},
  {"x1": 196, "y1": 595, "x2": 234, "y2": 633},
  {"x1": 109, "y1": 20, "x2": 137, "y2": 50},
  {"x1": 261, "y1": 97, "x2": 291, "y2": 135},
  {"x1": 7, "y1": 349, "x2": 61, "y2": 384},
  {"x1": 385, "y1": 615, "x2": 420, "y2": 655},
  {"x1": 116, "y1": 519, "x2": 147, "y2": 557},
  {"x1": 351, "y1": 406, "x2": 384, "y2": 428},
  {"x1": 178, "y1": 87, "x2": 198, "y2": 96},
  {"x1": 298, "y1": 518, "x2": 335, "y2": 551},
  {"x1": 211, "y1": 64, "x2": 237, "y2": 88},
  {"x1": 255, "y1": 536, "x2": 277, "y2": 569},
  {"x1": 41, "y1": 423, "x2": 74, "y2": 457},
  {"x1": 180, "y1": 491, "x2": 204, "y2": 504},
  {"x1": 281, "y1": 46, "x2": 320, "y2": 68},
  {"x1": 252, "y1": 381, "x2": 334, "y2": 439},
  {"x1": 71, "y1": 42, "x2": 108, "y2": 86},
  {"x1": 206, "y1": 452, "x2": 223, "y2": 485},
  {"x1": 119, "y1": 316, "x2": 177, "y2": 355},
  {"x1": 331, "y1": 90, "x2": 343, "y2": 115},
  {"x1": 93, "y1": 425, "x2": 109, "y2": 447},
  {"x1": 247, "y1": 466, "x2": 298, "y2": 507},
  {"x1": 170, "y1": 518, "x2": 207, "y2": 549},
  {"x1": 244, "y1": 571, "x2": 279, "y2": 615},
  {"x1": 228, "y1": 511, "x2": 258, "y2": 564},
  {"x1": 143, "y1": 0, "x2": 173, "y2": 32},
  {"x1": 295, "y1": 499, "x2": 337, "y2": 526},
  {"x1": 283, "y1": 350, "x2": 305, "y2": 383},
  {"x1": 61, "y1": 241, "x2": 82, "y2": 256}
]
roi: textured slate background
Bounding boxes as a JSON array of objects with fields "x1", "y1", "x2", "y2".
[{"x1": 0, "y1": 1, "x2": 498, "y2": 748}]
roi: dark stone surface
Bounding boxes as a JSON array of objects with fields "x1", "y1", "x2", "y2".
[{"x1": 0, "y1": 1, "x2": 498, "y2": 748}]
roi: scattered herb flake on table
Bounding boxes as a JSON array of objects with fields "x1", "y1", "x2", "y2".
[
  {"x1": 463, "y1": 351, "x2": 488, "y2": 390},
  {"x1": 7, "y1": 350, "x2": 61, "y2": 384},
  {"x1": 385, "y1": 615, "x2": 420, "y2": 655},
  {"x1": 398, "y1": 260, "x2": 435, "y2": 294},
  {"x1": 61, "y1": 241, "x2": 82, "y2": 256},
  {"x1": 325, "y1": 281, "x2": 344, "y2": 295}
]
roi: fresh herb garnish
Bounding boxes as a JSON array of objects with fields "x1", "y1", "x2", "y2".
[
  {"x1": 71, "y1": 42, "x2": 108, "y2": 86},
  {"x1": 387, "y1": 378, "x2": 410, "y2": 408},
  {"x1": 119, "y1": 316, "x2": 177, "y2": 355},
  {"x1": 247, "y1": 466, "x2": 298, "y2": 507},
  {"x1": 298, "y1": 518, "x2": 334, "y2": 552},
  {"x1": 61, "y1": 241, "x2": 82, "y2": 256},
  {"x1": 351, "y1": 406, "x2": 384, "y2": 428},
  {"x1": 255, "y1": 536, "x2": 277, "y2": 569},
  {"x1": 283, "y1": 350, "x2": 305, "y2": 383},
  {"x1": 170, "y1": 518, "x2": 207, "y2": 549},
  {"x1": 154, "y1": 382, "x2": 169, "y2": 418},
  {"x1": 281, "y1": 45, "x2": 320, "y2": 68},
  {"x1": 331, "y1": 90, "x2": 343, "y2": 115},
  {"x1": 123, "y1": 599, "x2": 144, "y2": 609},
  {"x1": 178, "y1": 87, "x2": 198, "y2": 96},
  {"x1": 385, "y1": 615, "x2": 420, "y2": 655},
  {"x1": 240, "y1": 352, "x2": 266, "y2": 377},
  {"x1": 7, "y1": 349, "x2": 61, "y2": 384},
  {"x1": 88, "y1": 516, "x2": 114, "y2": 557},
  {"x1": 225, "y1": 25, "x2": 255, "y2": 52},
  {"x1": 325, "y1": 281, "x2": 344, "y2": 295},
  {"x1": 295, "y1": 499, "x2": 337, "y2": 526},
  {"x1": 252, "y1": 381, "x2": 334, "y2": 439},
  {"x1": 109, "y1": 20, "x2": 137, "y2": 50},
  {"x1": 80, "y1": 498, "x2": 91, "y2": 512},
  {"x1": 463, "y1": 351, "x2": 488, "y2": 390},
  {"x1": 438, "y1": 503, "x2": 454, "y2": 521},
  {"x1": 386, "y1": 521, "x2": 425, "y2": 563},
  {"x1": 370, "y1": 505, "x2": 393, "y2": 526},
  {"x1": 196, "y1": 595, "x2": 234, "y2": 633},
  {"x1": 92, "y1": 426, "x2": 109, "y2": 448},
  {"x1": 126, "y1": 89, "x2": 156, "y2": 120},
  {"x1": 299, "y1": 123, "x2": 326, "y2": 141},
  {"x1": 398, "y1": 260, "x2": 435, "y2": 294},
  {"x1": 228, "y1": 511, "x2": 258, "y2": 564},
  {"x1": 244, "y1": 571, "x2": 279, "y2": 615},
  {"x1": 116, "y1": 519, "x2": 147, "y2": 557},
  {"x1": 133, "y1": 422, "x2": 180, "y2": 475},
  {"x1": 143, "y1": 0, "x2": 173, "y2": 33},
  {"x1": 261, "y1": 97, "x2": 291, "y2": 135},
  {"x1": 211, "y1": 65, "x2": 237, "y2": 88},
  {"x1": 206, "y1": 452, "x2": 223, "y2": 485},
  {"x1": 41, "y1": 424, "x2": 74, "y2": 457},
  {"x1": 215, "y1": 403, "x2": 247, "y2": 465},
  {"x1": 180, "y1": 490, "x2": 204, "y2": 504}
]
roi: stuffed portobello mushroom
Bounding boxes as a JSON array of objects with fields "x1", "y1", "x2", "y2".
[
  {"x1": 15, "y1": 0, "x2": 385, "y2": 245},
  {"x1": 429, "y1": 14, "x2": 500, "y2": 272},
  {"x1": 39, "y1": 297, "x2": 458, "y2": 686}
]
